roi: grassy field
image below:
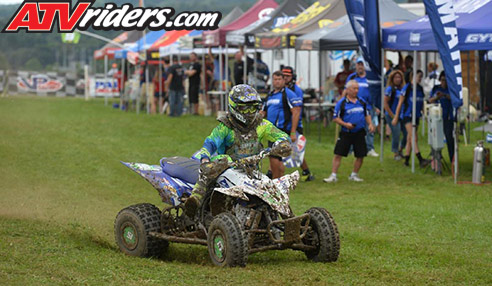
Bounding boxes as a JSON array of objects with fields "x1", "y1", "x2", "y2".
[{"x1": 0, "y1": 96, "x2": 491, "y2": 285}]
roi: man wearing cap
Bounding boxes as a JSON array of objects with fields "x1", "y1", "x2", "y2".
[
  {"x1": 345, "y1": 57, "x2": 379, "y2": 157},
  {"x1": 282, "y1": 66, "x2": 314, "y2": 181},
  {"x1": 324, "y1": 80, "x2": 375, "y2": 183},
  {"x1": 262, "y1": 71, "x2": 303, "y2": 179}
]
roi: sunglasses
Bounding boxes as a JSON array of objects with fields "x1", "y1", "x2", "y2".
[{"x1": 235, "y1": 104, "x2": 260, "y2": 114}]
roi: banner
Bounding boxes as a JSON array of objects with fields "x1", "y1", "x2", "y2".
[
  {"x1": 423, "y1": 0, "x2": 463, "y2": 109},
  {"x1": 344, "y1": 0, "x2": 382, "y2": 109},
  {"x1": 61, "y1": 32, "x2": 80, "y2": 44}
]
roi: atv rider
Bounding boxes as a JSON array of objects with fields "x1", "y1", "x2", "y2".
[{"x1": 184, "y1": 84, "x2": 292, "y2": 217}]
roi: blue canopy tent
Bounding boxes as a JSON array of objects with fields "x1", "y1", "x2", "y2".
[
  {"x1": 114, "y1": 30, "x2": 166, "y2": 59},
  {"x1": 381, "y1": 0, "x2": 492, "y2": 177}
]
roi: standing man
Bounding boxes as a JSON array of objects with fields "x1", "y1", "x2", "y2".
[
  {"x1": 282, "y1": 66, "x2": 314, "y2": 181},
  {"x1": 334, "y1": 59, "x2": 353, "y2": 96},
  {"x1": 262, "y1": 71, "x2": 303, "y2": 179},
  {"x1": 185, "y1": 52, "x2": 201, "y2": 115},
  {"x1": 324, "y1": 80, "x2": 375, "y2": 183},
  {"x1": 346, "y1": 57, "x2": 379, "y2": 157},
  {"x1": 166, "y1": 55, "x2": 185, "y2": 117}
]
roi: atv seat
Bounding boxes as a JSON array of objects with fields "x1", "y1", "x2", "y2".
[{"x1": 160, "y1": 156, "x2": 200, "y2": 184}]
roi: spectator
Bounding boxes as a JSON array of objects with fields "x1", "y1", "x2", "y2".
[
  {"x1": 165, "y1": 56, "x2": 185, "y2": 117},
  {"x1": 282, "y1": 66, "x2": 314, "y2": 181},
  {"x1": 185, "y1": 52, "x2": 201, "y2": 115},
  {"x1": 107, "y1": 63, "x2": 118, "y2": 76},
  {"x1": 324, "y1": 80, "x2": 375, "y2": 183},
  {"x1": 393, "y1": 70, "x2": 429, "y2": 167},
  {"x1": 233, "y1": 50, "x2": 253, "y2": 85},
  {"x1": 429, "y1": 71, "x2": 455, "y2": 162},
  {"x1": 423, "y1": 62, "x2": 439, "y2": 95},
  {"x1": 403, "y1": 55, "x2": 413, "y2": 83},
  {"x1": 151, "y1": 63, "x2": 167, "y2": 114},
  {"x1": 384, "y1": 70, "x2": 405, "y2": 160},
  {"x1": 208, "y1": 47, "x2": 230, "y2": 90},
  {"x1": 334, "y1": 59, "x2": 353, "y2": 96},
  {"x1": 249, "y1": 52, "x2": 270, "y2": 91},
  {"x1": 346, "y1": 57, "x2": 379, "y2": 157},
  {"x1": 262, "y1": 71, "x2": 303, "y2": 179}
]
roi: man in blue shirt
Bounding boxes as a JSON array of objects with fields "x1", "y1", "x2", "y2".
[
  {"x1": 262, "y1": 70, "x2": 302, "y2": 179},
  {"x1": 282, "y1": 66, "x2": 314, "y2": 181},
  {"x1": 324, "y1": 80, "x2": 375, "y2": 183},
  {"x1": 429, "y1": 71, "x2": 455, "y2": 162},
  {"x1": 345, "y1": 57, "x2": 379, "y2": 157}
]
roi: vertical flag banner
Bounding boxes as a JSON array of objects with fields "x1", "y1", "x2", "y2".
[
  {"x1": 344, "y1": 0, "x2": 382, "y2": 109},
  {"x1": 423, "y1": 0, "x2": 463, "y2": 109}
]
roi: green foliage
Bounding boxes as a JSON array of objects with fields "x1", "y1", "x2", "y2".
[
  {"x1": 0, "y1": 96, "x2": 491, "y2": 285},
  {"x1": 24, "y1": 58, "x2": 43, "y2": 71}
]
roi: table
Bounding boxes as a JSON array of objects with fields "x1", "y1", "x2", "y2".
[{"x1": 303, "y1": 102, "x2": 336, "y2": 142}]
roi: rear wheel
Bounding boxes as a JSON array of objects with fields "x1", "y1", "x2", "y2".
[
  {"x1": 114, "y1": 203, "x2": 168, "y2": 257},
  {"x1": 303, "y1": 207, "x2": 340, "y2": 262},
  {"x1": 207, "y1": 213, "x2": 248, "y2": 267}
]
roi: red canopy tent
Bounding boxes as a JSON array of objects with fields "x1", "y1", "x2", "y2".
[
  {"x1": 148, "y1": 30, "x2": 191, "y2": 51},
  {"x1": 202, "y1": 0, "x2": 278, "y2": 47}
]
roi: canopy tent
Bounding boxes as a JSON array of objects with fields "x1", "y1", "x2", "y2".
[
  {"x1": 93, "y1": 31, "x2": 142, "y2": 60},
  {"x1": 255, "y1": 0, "x2": 346, "y2": 49},
  {"x1": 149, "y1": 30, "x2": 193, "y2": 51},
  {"x1": 114, "y1": 30, "x2": 166, "y2": 59},
  {"x1": 203, "y1": 0, "x2": 278, "y2": 46},
  {"x1": 225, "y1": 0, "x2": 309, "y2": 46},
  {"x1": 295, "y1": 0, "x2": 418, "y2": 51},
  {"x1": 157, "y1": 30, "x2": 204, "y2": 57},
  {"x1": 382, "y1": 0, "x2": 492, "y2": 51},
  {"x1": 219, "y1": 7, "x2": 244, "y2": 28}
]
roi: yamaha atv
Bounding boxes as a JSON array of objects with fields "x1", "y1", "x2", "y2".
[{"x1": 115, "y1": 149, "x2": 340, "y2": 267}]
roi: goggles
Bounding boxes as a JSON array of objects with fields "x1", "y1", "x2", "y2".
[{"x1": 235, "y1": 103, "x2": 260, "y2": 114}]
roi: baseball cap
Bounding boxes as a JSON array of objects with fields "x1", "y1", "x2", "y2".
[
  {"x1": 356, "y1": 56, "x2": 365, "y2": 63},
  {"x1": 282, "y1": 66, "x2": 294, "y2": 76}
]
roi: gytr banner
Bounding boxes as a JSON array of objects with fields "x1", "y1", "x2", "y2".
[
  {"x1": 423, "y1": 0, "x2": 463, "y2": 109},
  {"x1": 344, "y1": 0, "x2": 382, "y2": 109}
]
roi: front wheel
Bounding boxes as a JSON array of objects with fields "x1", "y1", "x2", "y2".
[
  {"x1": 114, "y1": 203, "x2": 168, "y2": 258},
  {"x1": 303, "y1": 207, "x2": 340, "y2": 262},
  {"x1": 207, "y1": 212, "x2": 248, "y2": 267}
]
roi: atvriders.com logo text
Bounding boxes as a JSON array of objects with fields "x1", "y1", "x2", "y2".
[{"x1": 2, "y1": 0, "x2": 222, "y2": 33}]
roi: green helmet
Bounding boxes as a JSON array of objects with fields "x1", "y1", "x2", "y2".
[{"x1": 228, "y1": 84, "x2": 262, "y2": 127}]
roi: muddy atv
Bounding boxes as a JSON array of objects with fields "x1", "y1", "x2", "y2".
[{"x1": 115, "y1": 149, "x2": 340, "y2": 267}]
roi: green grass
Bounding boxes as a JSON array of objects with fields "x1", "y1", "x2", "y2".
[{"x1": 0, "y1": 96, "x2": 491, "y2": 285}]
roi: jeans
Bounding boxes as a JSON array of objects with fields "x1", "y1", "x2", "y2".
[
  {"x1": 385, "y1": 114, "x2": 401, "y2": 153},
  {"x1": 400, "y1": 120, "x2": 407, "y2": 152},
  {"x1": 364, "y1": 109, "x2": 376, "y2": 151},
  {"x1": 169, "y1": 89, "x2": 184, "y2": 117},
  {"x1": 443, "y1": 119, "x2": 455, "y2": 162}
]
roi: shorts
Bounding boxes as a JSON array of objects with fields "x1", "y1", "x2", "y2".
[
  {"x1": 188, "y1": 85, "x2": 199, "y2": 104},
  {"x1": 334, "y1": 130, "x2": 367, "y2": 158},
  {"x1": 401, "y1": 116, "x2": 420, "y2": 126}
]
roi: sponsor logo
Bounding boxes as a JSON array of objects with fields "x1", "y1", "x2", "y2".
[
  {"x1": 2, "y1": 0, "x2": 221, "y2": 33},
  {"x1": 258, "y1": 8, "x2": 275, "y2": 19},
  {"x1": 272, "y1": 16, "x2": 294, "y2": 28},
  {"x1": 17, "y1": 74, "x2": 63, "y2": 92},
  {"x1": 346, "y1": 107, "x2": 364, "y2": 114},
  {"x1": 465, "y1": 33, "x2": 492, "y2": 43},
  {"x1": 410, "y1": 32, "x2": 421, "y2": 46},
  {"x1": 272, "y1": 1, "x2": 331, "y2": 33},
  {"x1": 388, "y1": 35, "x2": 397, "y2": 43},
  {"x1": 353, "y1": 15, "x2": 366, "y2": 48}
]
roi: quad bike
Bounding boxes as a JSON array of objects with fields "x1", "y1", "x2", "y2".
[{"x1": 115, "y1": 149, "x2": 340, "y2": 267}]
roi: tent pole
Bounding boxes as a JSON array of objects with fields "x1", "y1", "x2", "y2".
[
  {"x1": 104, "y1": 54, "x2": 108, "y2": 106},
  {"x1": 121, "y1": 57, "x2": 125, "y2": 110},
  {"x1": 287, "y1": 48, "x2": 291, "y2": 67},
  {"x1": 202, "y1": 49, "x2": 206, "y2": 112},
  {"x1": 467, "y1": 50, "x2": 471, "y2": 144},
  {"x1": 318, "y1": 50, "x2": 322, "y2": 142},
  {"x1": 253, "y1": 47, "x2": 257, "y2": 90},
  {"x1": 380, "y1": 48, "x2": 385, "y2": 162},
  {"x1": 219, "y1": 46, "x2": 223, "y2": 92},
  {"x1": 270, "y1": 50, "x2": 274, "y2": 91},
  {"x1": 225, "y1": 44, "x2": 229, "y2": 93},
  {"x1": 308, "y1": 51, "x2": 311, "y2": 88},
  {"x1": 145, "y1": 59, "x2": 150, "y2": 114},
  {"x1": 411, "y1": 50, "x2": 417, "y2": 173},
  {"x1": 294, "y1": 49, "x2": 297, "y2": 77},
  {"x1": 243, "y1": 45, "x2": 247, "y2": 85}
]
